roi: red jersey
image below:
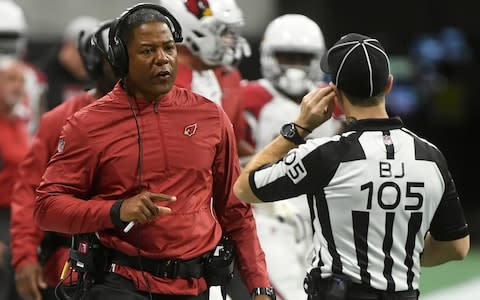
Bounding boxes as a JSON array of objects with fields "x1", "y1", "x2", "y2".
[
  {"x1": 0, "y1": 117, "x2": 29, "y2": 208},
  {"x1": 175, "y1": 63, "x2": 247, "y2": 142},
  {"x1": 242, "y1": 79, "x2": 345, "y2": 149},
  {"x1": 10, "y1": 92, "x2": 95, "y2": 286},
  {"x1": 34, "y1": 83, "x2": 269, "y2": 294}
]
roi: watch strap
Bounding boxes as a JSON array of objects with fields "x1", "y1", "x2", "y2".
[{"x1": 293, "y1": 123, "x2": 312, "y2": 133}]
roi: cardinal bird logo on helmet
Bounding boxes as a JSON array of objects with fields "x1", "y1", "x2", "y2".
[{"x1": 185, "y1": 0, "x2": 212, "y2": 19}]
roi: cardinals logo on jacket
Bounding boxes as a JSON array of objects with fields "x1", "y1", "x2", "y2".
[{"x1": 184, "y1": 123, "x2": 198, "y2": 136}]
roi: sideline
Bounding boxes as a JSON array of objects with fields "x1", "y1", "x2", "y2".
[{"x1": 422, "y1": 278, "x2": 480, "y2": 300}]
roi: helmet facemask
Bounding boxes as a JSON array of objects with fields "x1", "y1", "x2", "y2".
[
  {"x1": 190, "y1": 15, "x2": 250, "y2": 66},
  {"x1": 0, "y1": 32, "x2": 27, "y2": 57},
  {"x1": 0, "y1": 1, "x2": 28, "y2": 58},
  {"x1": 271, "y1": 51, "x2": 320, "y2": 99}
]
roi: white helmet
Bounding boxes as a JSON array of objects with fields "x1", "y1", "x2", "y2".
[
  {"x1": 260, "y1": 14, "x2": 325, "y2": 98},
  {"x1": 159, "y1": 0, "x2": 250, "y2": 66},
  {"x1": 0, "y1": 0, "x2": 27, "y2": 57}
]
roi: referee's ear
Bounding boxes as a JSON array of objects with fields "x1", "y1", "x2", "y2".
[
  {"x1": 384, "y1": 74, "x2": 394, "y2": 96},
  {"x1": 233, "y1": 174, "x2": 263, "y2": 204}
]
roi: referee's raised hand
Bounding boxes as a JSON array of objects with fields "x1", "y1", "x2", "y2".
[
  {"x1": 120, "y1": 191, "x2": 176, "y2": 223},
  {"x1": 294, "y1": 85, "x2": 336, "y2": 133}
]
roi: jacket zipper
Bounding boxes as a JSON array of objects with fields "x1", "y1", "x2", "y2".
[{"x1": 153, "y1": 101, "x2": 170, "y2": 174}]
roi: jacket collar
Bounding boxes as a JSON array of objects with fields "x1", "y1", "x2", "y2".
[
  {"x1": 343, "y1": 116, "x2": 404, "y2": 132},
  {"x1": 110, "y1": 81, "x2": 176, "y2": 110}
]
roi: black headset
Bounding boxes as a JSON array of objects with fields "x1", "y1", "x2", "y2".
[
  {"x1": 107, "y1": 3, "x2": 183, "y2": 78},
  {"x1": 79, "y1": 20, "x2": 112, "y2": 80}
]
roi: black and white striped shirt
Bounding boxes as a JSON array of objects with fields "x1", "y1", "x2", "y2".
[{"x1": 249, "y1": 117, "x2": 469, "y2": 292}]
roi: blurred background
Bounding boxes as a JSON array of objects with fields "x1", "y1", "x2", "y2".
[{"x1": 11, "y1": 0, "x2": 480, "y2": 297}]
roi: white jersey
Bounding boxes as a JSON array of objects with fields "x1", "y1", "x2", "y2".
[
  {"x1": 249, "y1": 79, "x2": 342, "y2": 151},
  {"x1": 12, "y1": 62, "x2": 47, "y2": 137},
  {"x1": 241, "y1": 78, "x2": 344, "y2": 299},
  {"x1": 191, "y1": 69, "x2": 222, "y2": 106}
]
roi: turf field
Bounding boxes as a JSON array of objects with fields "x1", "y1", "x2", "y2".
[{"x1": 420, "y1": 247, "x2": 480, "y2": 299}]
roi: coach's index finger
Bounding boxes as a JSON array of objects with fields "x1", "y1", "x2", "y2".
[{"x1": 149, "y1": 192, "x2": 177, "y2": 202}]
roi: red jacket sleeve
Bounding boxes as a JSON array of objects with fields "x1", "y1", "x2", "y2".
[
  {"x1": 212, "y1": 108, "x2": 270, "y2": 291},
  {"x1": 10, "y1": 131, "x2": 49, "y2": 270},
  {"x1": 34, "y1": 117, "x2": 115, "y2": 234}
]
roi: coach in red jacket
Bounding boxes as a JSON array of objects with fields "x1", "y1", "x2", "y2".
[
  {"x1": 34, "y1": 4, "x2": 271, "y2": 300},
  {"x1": 10, "y1": 20, "x2": 117, "y2": 300}
]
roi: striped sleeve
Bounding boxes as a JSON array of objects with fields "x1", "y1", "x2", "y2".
[{"x1": 249, "y1": 136, "x2": 340, "y2": 202}]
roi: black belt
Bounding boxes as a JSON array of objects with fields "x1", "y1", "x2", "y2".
[
  {"x1": 348, "y1": 283, "x2": 419, "y2": 299},
  {"x1": 39, "y1": 232, "x2": 71, "y2": 265},
  {"x1": 109, "y1": 248, "x2": 208, "y2": 279},
  {"x1": 314, "y1": 277, "x2": 418, "y2": 300}
]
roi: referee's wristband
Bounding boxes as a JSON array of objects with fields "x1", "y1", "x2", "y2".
[{"x1": 293, "y1": 123, "x2": 312, "y2": 134}]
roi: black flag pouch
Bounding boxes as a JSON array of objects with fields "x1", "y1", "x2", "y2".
[
  {"x1": 304, "y1": 268, "x2": 351, "y2": 300},
  {"x1": 204, "y1": 235, "x2": 235, "y2": 286},
  {"x1": 325, "y1": 274, "x2": 351, "y2": 300},
  {"x1": 304, "y1": 267, "x2": 323, "y2": 297}
]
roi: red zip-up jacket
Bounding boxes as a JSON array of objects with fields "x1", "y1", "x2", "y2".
[
  {"x1": 34, "y1": 83, "x2": 270, "y2": 295},
  {"x1": 175, "y1": 63, "x2": 247, "y2": 143},
  {"x1": 10, "y1": 92, "x2": 95, "y2": 287}
]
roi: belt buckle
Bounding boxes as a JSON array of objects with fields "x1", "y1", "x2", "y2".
[{"x1": 160, "y1": 259, "x2": 179, "y2": 279}]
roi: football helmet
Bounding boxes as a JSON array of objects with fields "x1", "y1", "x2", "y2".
[
  {"x1": 159, "y1": 0, "x2": 250, "y2": 66},
  {"x1": 0, "y1": 0, "x2": 28, "y2": 57},
  {"x1": 260, "y1": 14, "x2": 325, "y2": 98}
]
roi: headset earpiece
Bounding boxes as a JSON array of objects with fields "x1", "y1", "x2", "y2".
[
  {"x1": 106, "y1": 3, "x2": 183, "y2": 78},
  {"x1": 78, "y1": 29, "x2": 102, "y2": 80}
]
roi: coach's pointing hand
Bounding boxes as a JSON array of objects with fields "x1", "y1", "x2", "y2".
[{"x1": 120, "y1": 191, "x2": 176, "y2": 223}]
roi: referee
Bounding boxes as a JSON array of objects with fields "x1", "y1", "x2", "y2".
[{"x1": 233, "y1": 33, "x2": 470, "y2": 300}]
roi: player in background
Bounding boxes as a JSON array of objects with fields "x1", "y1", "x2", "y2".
[
  {"x1": 0, "y1": 0, "x2": 47, "y2": 136},
  {"x1": 10, "y1": 21, "x2": 116, "y2": 300},
  {"x1": 159, "y1": 0, "x2": 255, "y2": 159},
  {"x1": 240, "y1": 14, "x2": 344, "y2": 299},
  {"x1": 0, "y1": 55, "x2": 29, "y2": 300}
]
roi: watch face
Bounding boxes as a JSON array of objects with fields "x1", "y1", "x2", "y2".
[
  {"x1": 252, "y1": 287, "x2": 276, "y2": 299},
  {"x1": 281, "y1": 123, "x2": 296, "y2": 138}
]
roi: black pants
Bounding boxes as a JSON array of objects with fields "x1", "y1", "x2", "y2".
[
  {"x1": 308, "y1": 285, "x2": 419, "y2": 300},
  {"x1": 0, "y1": 208, "x2": 20, "y2": 300},
  {"x1": 223, "y1": 265, "x2": 250, "y2": 299},
  {"x1": 85, "y1": 273, "x2": 209, "y2": 300}
]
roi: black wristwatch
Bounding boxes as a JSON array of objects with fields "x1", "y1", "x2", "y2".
[
  {"x1": 251, "y1": 287, "x2": 276, "y2": 300},
  {"x1": 280, "y1": 122, "x2": 306, "y2": 145}
]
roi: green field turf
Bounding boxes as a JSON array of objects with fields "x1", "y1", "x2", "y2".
[{"x1": 420, "y1": 247, "x2": 480, "y2": 295}]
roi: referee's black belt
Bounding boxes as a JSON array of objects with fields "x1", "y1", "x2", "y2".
[
  {"x1": 316, "y1": 277, "x2": 419, "y2": 299},
  {"x1": 347, "y1": 283, "x2": 419, "y2": 300},
  {"x1": 109, "y1": 248, "x2": 208, "y2": 279}
]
